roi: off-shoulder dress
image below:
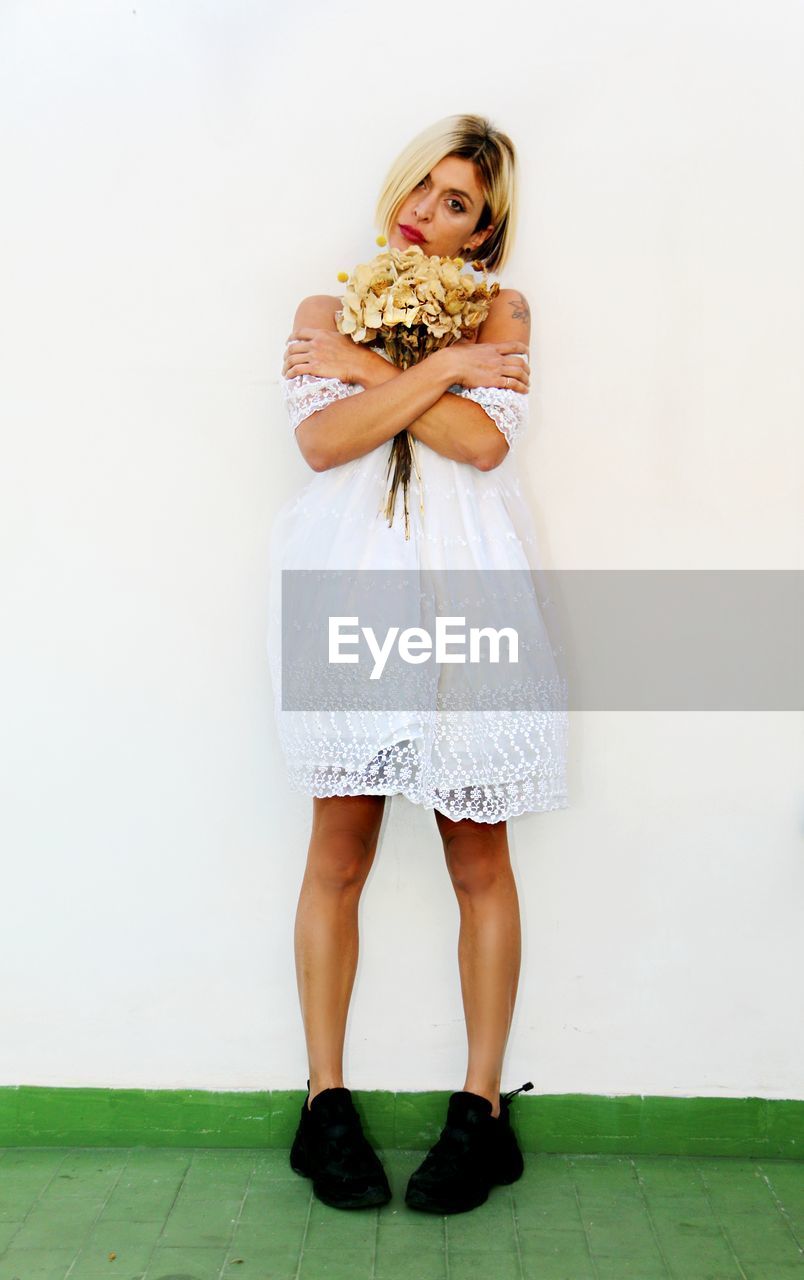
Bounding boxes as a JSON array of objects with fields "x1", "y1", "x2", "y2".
[{"x1": 267, "y1": 335, "x2": 569, "y2": 823}]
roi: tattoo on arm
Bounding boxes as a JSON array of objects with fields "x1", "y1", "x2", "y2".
[{"x1": 508, "y1": 293, "x2": 531, "y2": 324}]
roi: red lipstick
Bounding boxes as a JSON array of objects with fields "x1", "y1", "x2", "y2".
[{"x1": 399, "y1": 223, "x2": 426, "y2": 245}]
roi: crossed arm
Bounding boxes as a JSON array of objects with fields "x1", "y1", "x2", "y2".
[{"x1": 284, "y1": 292, "x2": 531, "y2": 473}]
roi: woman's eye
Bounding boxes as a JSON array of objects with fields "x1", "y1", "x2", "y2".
[{"x1": 416, "y1": 179, "x2": 464, "y2": 213}]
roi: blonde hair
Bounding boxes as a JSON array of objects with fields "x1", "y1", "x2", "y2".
[{"x1": 374, "y1": 114, "x2": 519, "y2": 274}]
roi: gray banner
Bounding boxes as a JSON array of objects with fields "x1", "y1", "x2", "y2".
[{"x1": 280, "y1": 570, "x2": 803, "y2": 711}]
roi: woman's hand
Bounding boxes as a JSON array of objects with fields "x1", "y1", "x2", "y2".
[
  {"x1": 282, "y1": 326, "x2": 366, "y2": 385},
  {"x1": 443, "y1": 338, "x2": 531, "y2": 393}
]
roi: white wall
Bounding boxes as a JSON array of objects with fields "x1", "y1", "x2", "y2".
[{"x1": 1, "y1": 0, "x2": 802, "y2": 1099}]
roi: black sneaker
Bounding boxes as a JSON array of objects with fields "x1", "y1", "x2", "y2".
[
  {"x1": 289, "y1": 1079, "x2": 392, "y2": 1210},
  {"x1": 405, "y1": 1081, "x2": 532, "y2": 1215}
]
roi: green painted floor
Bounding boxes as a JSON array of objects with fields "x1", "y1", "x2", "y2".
[{"x1": 0, "y1": 1147, "x2": 800, "y2": 1279}]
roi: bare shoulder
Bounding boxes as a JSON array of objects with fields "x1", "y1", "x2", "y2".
[
  {"x1": 293, "y1": 294, "x2": 343, "y2": 330},
  {"x1": 489, "y1": 287, "x2": 531, "y2": 326},
  {"x1": 476, "y1": 287, "x2": 531, "y2": 343}
]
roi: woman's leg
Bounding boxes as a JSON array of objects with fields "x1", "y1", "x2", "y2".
[
  {"x1": 434, "y1": 811, "x2": 521, "y2": 1120},
  {"x1": 294, "y1": 794, "x2": 387, "y2": 1109}
]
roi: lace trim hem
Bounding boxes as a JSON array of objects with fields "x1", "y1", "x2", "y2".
[{"x1": 283, "y1": 767, "x2": 569, "y2": 822}]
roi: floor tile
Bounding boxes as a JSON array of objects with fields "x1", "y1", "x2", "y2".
[{"x1": 0, "y1": 1146, "x2": 799, "y2": 1280}]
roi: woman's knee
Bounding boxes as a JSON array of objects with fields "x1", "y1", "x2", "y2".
[
  {"x1": 307, "y1": 795, "x2": 386, "y2": 889},
  {"x1": 437, "y1": 818, "x2": 510, "y2": 894}
]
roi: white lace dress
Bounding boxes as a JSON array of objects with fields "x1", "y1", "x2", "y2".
[{"x1": 267, "y1": 336, "x2": 569, "y2": 823}]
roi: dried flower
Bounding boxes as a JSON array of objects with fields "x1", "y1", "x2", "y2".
[{"x1": 335, "y1": 244, "x2": 498, "y2": 538}]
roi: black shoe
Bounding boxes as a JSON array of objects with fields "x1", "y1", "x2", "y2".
[
  {"x1": 289, "y1": 1079, "x2": 392, "y2": 1210},
  {"x1": 405, "y1": 1081, "x2": 532, "y2": 1215}
]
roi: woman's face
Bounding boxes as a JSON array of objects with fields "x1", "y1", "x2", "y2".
[{"x1": 388, "y1": 154, "x2": 493, "y2": 261}]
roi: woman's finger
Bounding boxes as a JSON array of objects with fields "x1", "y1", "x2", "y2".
[{"x1": 503, "y1": 365, "x2": 529, "y2": 389}]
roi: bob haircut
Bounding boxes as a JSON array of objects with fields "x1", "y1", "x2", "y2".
[{"x1": 374, "y1": 114, "x2": 518, "y2": 275}]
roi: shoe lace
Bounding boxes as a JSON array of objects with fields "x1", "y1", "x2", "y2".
[{"x1": 501, "y1": 1080, "x2": 533, "y2": 1105}]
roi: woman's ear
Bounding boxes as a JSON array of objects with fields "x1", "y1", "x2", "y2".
[{"x1": 474, "y1": 225, "x2": 495, "y2": 252}]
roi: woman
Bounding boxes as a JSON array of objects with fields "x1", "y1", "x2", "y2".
[{"x1": 269, "y1": 114, "x2": 568, "y2": 1215}]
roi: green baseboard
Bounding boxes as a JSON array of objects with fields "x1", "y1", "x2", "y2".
[{"x1": 0, "y1": 1088, "x2": 800, "y2": 1158}]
